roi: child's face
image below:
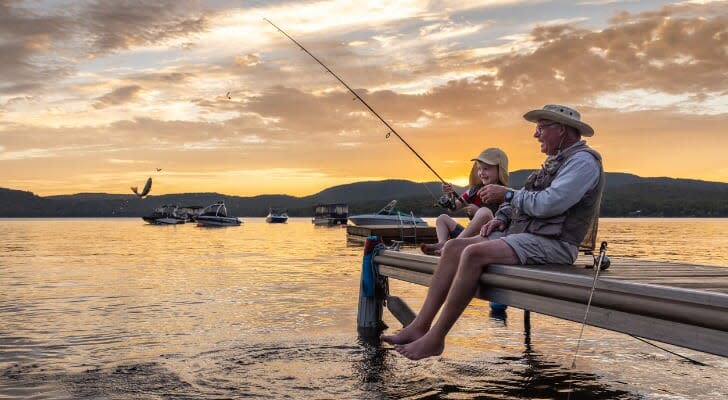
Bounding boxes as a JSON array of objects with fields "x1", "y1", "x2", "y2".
[{"x1": 476, "y1": 161, "x2": 499, "y2": 185}]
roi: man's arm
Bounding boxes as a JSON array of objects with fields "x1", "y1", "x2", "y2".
[
  {"x1": 494, "y1": 202, "x2": 512, "y2": 224},
  {"x1": 511, "y1": 152, "x2": 600, "y2": 218}
]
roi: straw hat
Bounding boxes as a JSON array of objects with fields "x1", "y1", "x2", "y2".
[
  {"x1": 470, "y1": 147, "x2": 509, "y2": 186},
  {"x1": 523, "y1": 104, "x2": 594, "y2": 137}
]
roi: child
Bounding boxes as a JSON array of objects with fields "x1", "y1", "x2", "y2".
[{"x1": 421, "y1": 147, "x2": 509, "y2": 256}]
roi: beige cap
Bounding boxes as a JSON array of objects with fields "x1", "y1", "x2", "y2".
[
  {"x1": 523, "y1": 104, "x2": 594, "y2": 137},
  {"x1": 470, "y1": 147, "x2": 509, "y2": 186}
]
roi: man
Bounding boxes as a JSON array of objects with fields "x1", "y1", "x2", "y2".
[{"x1": 382, "y1": 104, "x2": 604, "y2": 360}]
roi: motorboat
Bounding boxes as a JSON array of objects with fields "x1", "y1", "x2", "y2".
[
  {"x1": 312, "y1": 203, "x2": 348, "y2": 226},
  {"x1": 265, "y1": 207, "x2": 289, "y2": 223},
  {"x1": 196, "y1": 202, "x2": 242, "y2": 227},
  {"x1": 176, "y1": 205, "x2": 204, "y2": 222},
  {"x1": 348, "y1": 200, "x2": 428, "y2": 227},
  {"x1": 142, "y1": 204, "x2": 186, "y2": 225}
]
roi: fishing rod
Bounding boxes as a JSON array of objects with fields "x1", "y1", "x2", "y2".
[
  {"x1": 566, "y1": 241, "x2": 608, "y2": 400},
  {"x1": 571, "y1": 241, "x2": 608, "y2": 369},
  {"x1": 264, "y1": 18, "x2": 466, "y2": 207}
]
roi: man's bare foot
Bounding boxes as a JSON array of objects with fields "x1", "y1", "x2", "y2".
[
  {"x1": 393, "y1": 333, "x2": 444, "y2": 360},
  {"x1": 420, "y1": 243, "x2": 443, "y2": 256},
  {"x1": 381, "y1": 324, "x2": 428, "y2": 345}
]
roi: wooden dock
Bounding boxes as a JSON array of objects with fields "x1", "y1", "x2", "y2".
[
  {"x1": 372, "y1": 250, "x2": 728, "y2": 357},
  {"x1": 347, "y1": 224, "x2": 438, "y2": 244}
]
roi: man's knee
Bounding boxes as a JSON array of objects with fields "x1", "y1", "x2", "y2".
[
  {"x1": 460, "y1": 244, "x2": 484, "y2": 266},
  {"x1": 460, "y1": 240, "x2": 509, "y2": 266}
]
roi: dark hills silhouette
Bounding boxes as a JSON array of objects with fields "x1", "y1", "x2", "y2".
[{"x1": 1, "y1": 171, "x2": 727, "y2": 217}]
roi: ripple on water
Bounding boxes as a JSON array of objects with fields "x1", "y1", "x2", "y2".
[{"x1": 1, "y1": 218, "x2": 727, "y2": 399}]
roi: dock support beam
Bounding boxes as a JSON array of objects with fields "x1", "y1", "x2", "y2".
[{"x1": 357, "y1": 236, "x2": 386, "y2": 337}]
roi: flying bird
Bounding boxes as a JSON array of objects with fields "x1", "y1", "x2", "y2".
[
  {"x1": 226, "y1": 91, "x2": 231, "y2": 99},
  {"x1": 156, "y1": 168, "x2": 162, "y2": 172},
  {"x1": 131, "y1": 177, "x2": 152, "y2": 198}
]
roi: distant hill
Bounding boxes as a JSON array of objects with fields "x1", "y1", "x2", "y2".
[{"x1": 1, "y1": 171, "x2": 727, "y2": 217}]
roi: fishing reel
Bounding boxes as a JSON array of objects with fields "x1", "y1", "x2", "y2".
[
  {"x1": 585, "y1": 241, "x2": 611, "y2": 270},
  {"x1": 437, "y1": 194, "x2": 457, "y2": 210}
]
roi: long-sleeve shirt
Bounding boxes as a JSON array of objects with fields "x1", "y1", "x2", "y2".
[{"x1": 495, "y1": 144, "x2": 600, "y2": 223}]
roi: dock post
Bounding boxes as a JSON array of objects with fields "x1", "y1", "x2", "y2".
[{"x1": 357, "y1": 236, "x2": 386, "y2": 337}]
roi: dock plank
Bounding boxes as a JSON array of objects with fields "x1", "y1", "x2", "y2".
[{"x1": 373, "y1": 250, "x2": 728, "y2": 357}]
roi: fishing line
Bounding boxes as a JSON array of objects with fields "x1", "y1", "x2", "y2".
[
  {"x1": 566, "y1": 241, "x2": 607, "y2": 400},
  {"x1": 629, "y1": 335, "x2": 710, "y2": 367},
  {"x1": 264, "y1": 18, "x2": 453, "y2": 196},
  {"x1": 570, "y1": 241, "x2": 608, "y2": 369}
]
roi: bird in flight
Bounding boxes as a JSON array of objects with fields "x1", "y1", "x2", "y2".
[{"x1": 226, "y1": 91, "x2": 232, "y2": 99}]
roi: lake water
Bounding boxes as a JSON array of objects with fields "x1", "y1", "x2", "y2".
[{"x1": 1, "y1": 218, "x2": 727, "y2": 399}]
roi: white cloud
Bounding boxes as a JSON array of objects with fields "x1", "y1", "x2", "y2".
[
  {"x1": 0, "y1": 144, "x2": 116, "y2": 161},
  {"x1": 0, "y1": 147, "x2": 56, "y2": 161},
  {"x1": 401, "y1": 115, "x2": 433, "y2": 128},
  {"x1": 592, "y1": 89, "x2": 728, "y2": 115},
  {"x1": 240, "y1": 134, "x2": 267, "y2": 144},
  {"x1": 337, "y1": 142, "x2": 362, "y2": 147},
  {"x1": 369, "y1": 69, "x2": 495, "y2": 94},
  {"x1": 182, "y1": 138, "x2": 227, "y2": 150},
  {"x1": 108, "y1": 158, "x2": 143, "y2": 164}
]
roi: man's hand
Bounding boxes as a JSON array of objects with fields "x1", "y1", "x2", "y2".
[
  {"x1": 478, "y1": 184, "x2": 507, "y2": 204},
  {"x1": 480, "y1": 219, "x2": 505, "y2": 237}
]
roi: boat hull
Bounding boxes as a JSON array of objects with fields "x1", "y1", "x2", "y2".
[
  {"x1": 312, "y1": 217, "x2": 347, "y2": 226},
  {"x1": 348, "y1": 214, "x2": 428, "y2": 227},
  {"x1": 196, "y1": 216, "x2": 242, "y2": 227},
  {"x1": 142, "y1": 217, "x2": 185, "y2": 225}
]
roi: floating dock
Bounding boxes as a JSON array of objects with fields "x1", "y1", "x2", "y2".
[
  {"x1": 369, "y1": 249, "x2": 728, "y2": 357},
  {"x1": 346, "y1": 224, "x2": 437, "y2": 244}
]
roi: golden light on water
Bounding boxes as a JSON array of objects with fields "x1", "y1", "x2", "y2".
[{"x1": 2, "y1": 217, "x2": 727, "y2": 398}]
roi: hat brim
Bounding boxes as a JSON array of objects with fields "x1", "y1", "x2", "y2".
[
  {"x1": 523, "y1": 110, "x2": 594, "y2": 137},
  {"x1": 470, "y1": 157, "x2": 509, "y2": 186},
  {"x1": 470, "y1": 156, "x2": 500, "y2": 165}
]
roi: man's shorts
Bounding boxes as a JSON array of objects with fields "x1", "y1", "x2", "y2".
[
  {"x1": 449, "y1": 224, "x2": 465, "y2": 239},
  {"x1": 500, "y1": 232, "x2": 578, "y2": 265}
]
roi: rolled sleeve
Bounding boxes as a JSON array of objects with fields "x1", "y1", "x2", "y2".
[{"x1": 494, "y1": 203, "x2": 512, "y2": 223}]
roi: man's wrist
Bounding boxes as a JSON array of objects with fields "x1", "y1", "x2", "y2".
[{"x1": 504, "y1": 189, "x2": 515, "y2": 203}]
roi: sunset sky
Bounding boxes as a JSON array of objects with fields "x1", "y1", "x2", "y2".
[{"x1": 1, "y1": 0, "x2": 726, "y2": 197}]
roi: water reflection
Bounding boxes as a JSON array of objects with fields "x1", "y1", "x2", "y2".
[
  {"x1": 1, "y1": 218, "x2": 727, "y2": 399},
  {"x1": 353, "y1": 336, "x2": 391, "y2": 385}
]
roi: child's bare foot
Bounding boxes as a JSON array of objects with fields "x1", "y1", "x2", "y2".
[
  {"x1": 420, "y1": 243, "x2": 443, "y2": 256},
  {"x1": 394, "y1": 333, "x2": 444, "y2": 360},
  {"x1": 381, "y1": 324, "x2": 428, "y2": 345}
]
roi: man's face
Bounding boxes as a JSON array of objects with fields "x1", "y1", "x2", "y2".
[{"x1": 533, "y1": 119, "x2": 563, "y2": 155}]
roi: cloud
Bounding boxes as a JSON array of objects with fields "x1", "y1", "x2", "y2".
[
  {"x1": 0, "y1": 0, "x2": 209, "y2": 96},
  {"x1": 1, "y1": 1, "x2": 726, "y2": 195},
  {"x1": 180, "y1": 1, "x2": 725, "y2": 154},
  {"x1": 93, "y1": 85, "x2": 143, "y2": 109},
  {"x1": 243, "y1": 2, "x2": 726, "y2": 117},
  {"x1": 466, "y1": 2, "x2": 728, "y2": 112},
  {"x1": 0, "y1": 144, "x2": 110, "y2": 161},
  {"x1": 80, "y1": 0, "x2": 209, "y2": 56},
  {"x1": 0, "y1": 2, "x2": 73, "y2": 94}
]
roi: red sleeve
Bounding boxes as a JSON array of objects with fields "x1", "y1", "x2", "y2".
[{"x1": 460, "y1": 191, "x2": 483, "y2": 207}]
